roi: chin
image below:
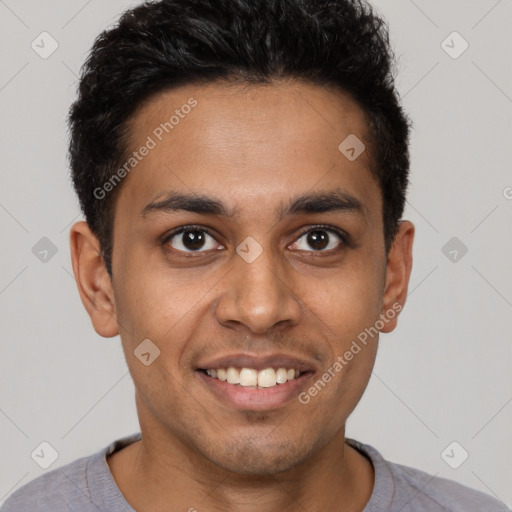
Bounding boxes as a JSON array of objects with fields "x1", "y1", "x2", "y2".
[{"x1": 205, "y1": 437, "x2": 312, "y2": 475}]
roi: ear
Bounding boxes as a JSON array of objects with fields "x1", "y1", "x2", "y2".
[
  {"x1": 69, "y1": 221, "x2": 119, "y2": 338},
  {"x1": 379, "y1": 220, "x2": 415, "y2": 333}
]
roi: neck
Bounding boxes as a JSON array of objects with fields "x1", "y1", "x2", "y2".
[{"x1": 107, "y1": 401, "x2": 374, "y2": 511}]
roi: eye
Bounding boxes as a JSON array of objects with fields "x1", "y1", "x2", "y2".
[
  {"x1": 163, "y1": 225, "x2": 223, "y2": 253},
  {"x1": 162, "y1": 224, "x2": 348, "y2": 255},
  {"x1": 290, "y1": 226, "x2": 346, "y2": 253}
]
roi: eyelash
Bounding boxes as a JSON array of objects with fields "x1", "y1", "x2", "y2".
[{"x1": 161, "y1": 223, "x2": 349, "y2": 256}]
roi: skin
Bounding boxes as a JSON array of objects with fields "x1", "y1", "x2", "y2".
[{"x1": 70, "y1": 80, "x2": 414, "y2": 512}]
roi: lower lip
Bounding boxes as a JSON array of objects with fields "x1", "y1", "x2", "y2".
[{"x1": 197, "y1": 371, "x2": 313, "y2": 411}]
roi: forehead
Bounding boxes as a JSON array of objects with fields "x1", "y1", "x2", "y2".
[{"x1": 115, "y1": 80, "x2": 380, "y2": 223}]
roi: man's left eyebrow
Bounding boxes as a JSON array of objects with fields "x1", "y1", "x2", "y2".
[
  {"x1": 140, "y1": 187, "x2": 367, "y2": 221},
  {"x1": 277, "y1": 187, "x2": 366, "y2": 222}
]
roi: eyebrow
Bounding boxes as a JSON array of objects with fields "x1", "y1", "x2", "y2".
[{"x1": 140, "y1": 187, "x2": 366, "y2": 222}]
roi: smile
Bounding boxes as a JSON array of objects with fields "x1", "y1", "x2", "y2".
[{"x1": 203, "y1": 367, "x2": 301, "y2": 388}]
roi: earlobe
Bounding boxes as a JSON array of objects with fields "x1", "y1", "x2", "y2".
[
  {"x1": 379, "y1": 220, "x2": 415, "y2": 334},
  {"x1": 69, "y1": 221, "x2": 119, "y2": 338}
]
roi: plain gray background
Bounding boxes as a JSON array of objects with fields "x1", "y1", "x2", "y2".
[{"x1": 1, "y1": 0, "x2": 511, "y2": 508}]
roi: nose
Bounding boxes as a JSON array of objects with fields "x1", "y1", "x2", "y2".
[{"x1": 214, "y1": 244, "x2": 302, "y2": 335}]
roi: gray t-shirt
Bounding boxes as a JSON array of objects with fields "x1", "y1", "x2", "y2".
[{"x1": 1, "y1": 432, "x2": 508, "y2": 511}]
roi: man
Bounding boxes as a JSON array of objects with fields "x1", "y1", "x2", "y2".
[{"x1": 1, "y1": 0, "x2": 507, "y2": 510}]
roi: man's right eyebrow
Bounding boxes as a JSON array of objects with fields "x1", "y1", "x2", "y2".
[{"x1": 140, "y1": 192, "x2": 237, "y2": 219}]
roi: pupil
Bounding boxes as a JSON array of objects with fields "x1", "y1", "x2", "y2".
[
  {"x1": 308, "y1": 230, "x2": 328, "y2": 250},
  {"x1": 184, "y1": 230, "x2": 205, "y2": 250}
]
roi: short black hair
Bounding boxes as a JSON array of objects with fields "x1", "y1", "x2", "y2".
[{"x1": 68, "y1": 0, "x2": 411, "y2": 277}]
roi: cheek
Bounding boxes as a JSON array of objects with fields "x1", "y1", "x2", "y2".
[
  {"x1": 302, "y1": 258, "x2": 383, "y2": 402},
  {"x1": 112, "y1": 262, "x2": 218, "y2": 395},
  {"x1": 113, "y1": 254, "x2": 206, "y2": 342},
  {"x1": 310, "y1": 262, "x2": 384, "y2": 344}
]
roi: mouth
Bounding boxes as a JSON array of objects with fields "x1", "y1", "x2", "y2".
[
  {"x1": 199, "y1": 366, "x2": 305, "y2": 388},
  {"x1": 195, "y1": 354, "x2": 316, "y2": 410}
]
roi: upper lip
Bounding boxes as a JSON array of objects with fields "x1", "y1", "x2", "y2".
[{"x1": 196, "y1": 353, "x2": 318, "y2": 373}]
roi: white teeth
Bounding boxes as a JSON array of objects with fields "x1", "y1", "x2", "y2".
[
  {"x1": 226, "y1": 367, "x2": 240, "y2": 384},
  {"x1": 205, "y1": 366, "x2": 300, "y2": 388},
  {"x1": 258, "y1": 368, "x2": 277, "y2": 387},
  {"x1": 276, "y1": 368, "x2": 288, "y2": 384},
  {"x1": 239, "y1": 368, "x2": 258, "y2": 386}
]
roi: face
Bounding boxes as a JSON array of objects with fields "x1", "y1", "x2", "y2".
[{"x1": 71, "y1": 80, "x2": 413, "y2": 475}]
